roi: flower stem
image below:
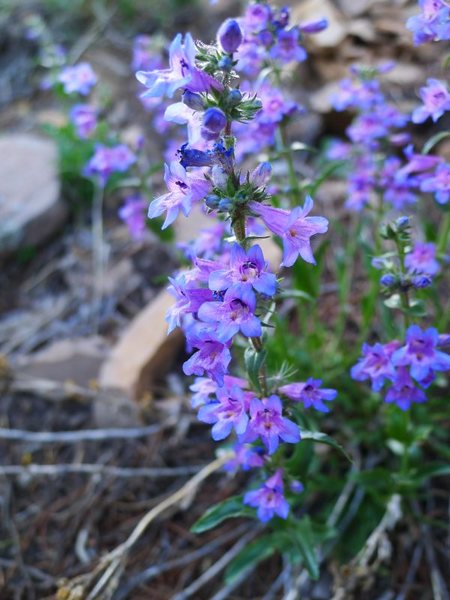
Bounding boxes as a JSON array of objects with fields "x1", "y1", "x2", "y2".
[{"x1": 437, "y1": 211, "x2": 450, "y2": 256}]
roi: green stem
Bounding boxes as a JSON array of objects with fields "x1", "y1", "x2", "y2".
[
  {"x1": 92, "y1": 183, "x2": 105, "y2": 333},
  {"x1": 395, "y1": 237, "x2": 411, "y2": 331},
  {"x1": 437, "y1": 211, "x2": 450, "y2": 256}
]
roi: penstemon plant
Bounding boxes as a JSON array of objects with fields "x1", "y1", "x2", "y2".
[
  {"x1": 135, "y1": 1, "x2": 344, "y2": 576},
  {"x1": 44, "y1": 0, "x2": 450, "y2": 593}
]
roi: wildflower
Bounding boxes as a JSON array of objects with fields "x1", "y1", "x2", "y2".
[
  {"x1": 209, "y1": 243, "x2": 277, "y2": 298},
  {"x1": 84, "y1": 144, "x2": 136, "y2": 186},
  {"x1": 279, "y1": 378, "x2": 337, "y2": 412},
  {"x1": 250, "y1": 162, "x2": 272, "y2": 187},
  {"x1": 198, "y1": 386, "x2": 249, "y2": 440},
  {"x1": 224, "y1": 443, "x2": 265, "y2": 472},
  {"x1": 250, "y1": 196, "x2": 329, "y2": 267},
  {"x1": 198, "y1": 286, "x2": 262, "y2": 342},
  {"x1": 182, "y1": 90, "x2": 205, "y2": 111},
  {"x1": 70, "y1": 104, "x2": 97, "y2": 138},
  {"x1": 412, "y1": 79, "x2": 450, "y2": 123},
  {"x1": 406, "y1": 0, "x2": 450, "y2": 45},
  {"x1": 420, "y1": 163, "x2": 450, "y2": 204},
  {"x1": 166, "y1": 274, "x2": 213, "y2": 333},
  {"x1": 58, "y1": 62, "x2": 97, "y2": 95},
  {"x1": 351, "y1": 342, "x2": 399, "y2": 391},
  {"x1": 132, "y1": 35, "x2": 164, "y2": 71},
  {"x1": 148, "y1": 162, "x2": 210, "y2": 229},
  {"x1": 243, "y1": 469, "x2": 290, "y2": 522},
  {"x1": 217, "y1": 19, "x2": 243, "y2": 53},
  {"x1": 392, "y1": 325, "x2": 450, "y2": 383},
  {"x1": 136, "y1": 33, "x2": 222, "y2": 98},
  {"x1": 384, "y1": 367, "x2": 427, "y2": 410},
  {"x1": 164, "y1": 102, "x2": 203, "y2": 145},
  {"x1": 178, "y1": 144, "x2": 213, "y2": 169},
  {"x1": 118, "y1": 194, "x2": 147, "y2": 240},
  {"x1": 190, "y1": 375, "x2": 248, "y2": 407},
  {"x1": 299, "y1": 19, "x2": 328, "y2": 34},
  {"x1": 243, "y1": 395, "x2": 300, "y2": 454},
  {"x1": 183, "y1": 328, "x2": 232, "y2": 386},
  {"x1": 270, "y1": 28, "x2": 307, "y2": 63},
  {"x1": 405, "y1": 242, "x2": 440, "y2": 277},
  {"x1": 202, "y1": 107, "x2": 228, "y2": 139}
]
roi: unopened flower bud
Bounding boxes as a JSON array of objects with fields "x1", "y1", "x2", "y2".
[
  {"x1": 290, "y1": 480, "x2": 304, "y2": 494},
  {"x1": 218, "y1": 56, "x2": 233, "y2": 72},
  {"x1": 205, "y1": 194, "x2": 221, "y2": 210},
  {"x1": 396, "y1": 216, "x2": 410, "y2": 229},
  {"x1": 226, "y1": 89, "x2": 242, "y2": 108},
  {"x1": 217, "y1": 19, "x2": 243, "y2": 53},
  {"x1": 182, "y1": 90, "x2": 205, "y2": 111},
  {"x1": 300, "y1": 18, "x2": 328, "y2": 34},
  {"x1": 211, "y1": 165, "x2": 228, "y2": 188},
  {"x1": 380, "y1": 274, "x2": 396, "y2": 287},
  {"x1": 251, "y1": 162, "x2": 272, "y2": 187},
  {"x1": 218, "y1": 197, "x2": 233, "y2": 211},
  {"x1": 412, "y1": 275, "x2": 432, "y2": 288},
  {"x1": 203, "y1": 107, "x2": 227, "y2": 133}
]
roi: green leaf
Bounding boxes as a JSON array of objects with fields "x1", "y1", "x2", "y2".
[
  {"x1": 411, "y1": 463, "x2": 450, "y2": 484},
  {"x1": 278, "y1": 289, "x2": 314, "y2": 302},
  {"x1": 422, "y1": 131, "x2": 450, "y2": 155},
  {"x1": 290, "y1": 517, "x2": 320, "y2": 580},
  {"x1": 244, "y1": 347, "x2": 267, "y2": 393},
  {"x1": 225, "y1": 535, "x2": 277, "y2": 583},
  {"x1": 191, "y1": 496, "x2": 255, "y2": 533},
  {"x1": 301, "y1": 430, "x2": 353, "y2": 463}
]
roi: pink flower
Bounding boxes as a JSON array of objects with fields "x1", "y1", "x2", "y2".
[{"x1": 250, "y1": 196, "x2": 328, "y2": 266}]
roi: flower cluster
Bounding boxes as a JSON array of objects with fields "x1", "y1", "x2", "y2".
[
  {"x1": 406, "y1": 0, "x2": 450, "y2": 45},
  {"x1": 352, "y1": 326, "x2": 450, "y2": 410},
  {"x1": 329, "y1": 64, "x2": 449, "y2": 211},
  {"x1": 138, "y1": 12, "x2": 332, "y2": 522}
]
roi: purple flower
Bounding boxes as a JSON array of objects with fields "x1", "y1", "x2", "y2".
[
  {"x1": 218, "y1": 19, "x2": 243, "y2": 53},
  {"x1": 351, "y1": 342, "x2": 399, "y2": 391},
  {"x1": 242, "y1": 395, "x2": 300, "y2": 454},
  {"x1": 406, "y1": 0, "x2": 450, "y2": 45},
  {"x1": 332, "y1": 78, "x2": 383, "y2": 111},
  {"x1": 412, "y1": 79, "x2": 450, "y2": 123},
  {"x1": 243, "y1": 3, "x2": 272, "y2": 31},
  {"x1": 202, "y1": 107, "x2": 227, "y2": 139},
  {"x1": 250, "y1": 196, "x2": 329, "y2": 267},
  {"x1": 148, "y1": 162, "x2": 210, "y2": 229},
  {"x1": 183, "y1": 328, "x2": 232, "y2": 386},
  {"x1": 385, "y1": 367, "x2": 427, "y2": 410},
  {"x1": 166, "y1": 274, "x2": 214, "y2": 333},
  {"x1": 224, "y1": 443, "x2": 265, "y2": 472},
  {"x1": 299, "y1": 19, "x2": 328, "y2": 34},
  {"x1": 84, "y1": 144, "x2": 136, "y2": 186},
  {"x1": 70, "y1": 104, "x2": 97, "y2": 138},
  {"x1": 198, "y1": 385, "x2": 249, "y2": 440},
  {"x1": 243, "y1": 469, "x2": 290, "y2": 522},
  {"x1": 405, "y1": 242, "x2": 440, "y2": 277},
  {"x1": 164, "y1": 102, "x2": 202, "y2": 145},
  {"x1": 198, "y1": 286, "x2": 262, "y2": 342},
  {"x1": 420, "y1": 163, "x2": 450, "y2": 204},
  {"x1": 279, "y1": 378, "x2": 337, "y2": 412},
  {"x1": 251, "y1": 162, "x2": 272, "y2": 187},
  {"x1": 118, "y1": 194, "x2": 147, "y2": 240},
  {"x1": 190, "y1": 374, "x2": 248, "y2": 408},
  {"x1": 132, "y1": 35, "x2": 164, "y2": 71},
  {"x1": 58, "y1": 62, "x2": 97, "y2": 95},
  {"x1": 270, "y1": 28, "x2": 307, "y2": 63},
  {"x1": 399, "y1": 145, "x2": 443, "y2": 177},
  {"x1": 392, "y1": 325, "x2": 450, "y2": 383},
  {"x1": 209, "y1": 244, "x2": 277, "y2": 298},
  {"x1": 136, "y1": 33, "x2": 222, "y2": 98}
]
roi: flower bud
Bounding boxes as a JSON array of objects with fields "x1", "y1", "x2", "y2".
[
  {"x1": 290, "y1": 480, "x2": 304, "y2": 494},
  {"x1": 218, "y1": 55, "x2": 233, "y2": 71},
  {"x1": 380, "y1": 274, "x2": 396, "y2": 287},
  {"x1": 217, "y1": 19, "x2": 243, "y2": 53},
  {"x1": 396, "y1": 216, "x2": 410, "y2": 230},
  {"x1": 218, "y1": 197, "x2": 233, "y2": 211},
  {"x1": 205, "y1": 194, "x2": 221, "y2": 209},
  {"x1": 299, "y1": 18, "x2": 328, "y2": 34},
  {"x1": 182, "y1": 90, "x2": 205, "y2": 111},
  {"x1": 203, "y1": 107, "x2": 227, "y2": 133},
  {"x1": 412, "y1": 275, "x2": 432, "y2": 288},
  {"x1": 251, "y1": 162, "x2": 272, "y2": 187},
  {"x1": 225, "y1": 88, "x2": 242, "y2": 108},
  {"x1": 211, "y1": 165, "x2": 228, "y2": 188}
]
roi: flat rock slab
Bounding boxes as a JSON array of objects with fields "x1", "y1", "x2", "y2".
[
  {"x1": 0, "y1": 134, "x2": 67, "y2": 256},
  {"x1": 98, "y1": 289, "x2": 183, "y2": 403}
]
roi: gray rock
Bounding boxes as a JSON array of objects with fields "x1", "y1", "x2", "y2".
[{"x1": 0, "y1": 134, "x2": 67, "y2": 256}]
